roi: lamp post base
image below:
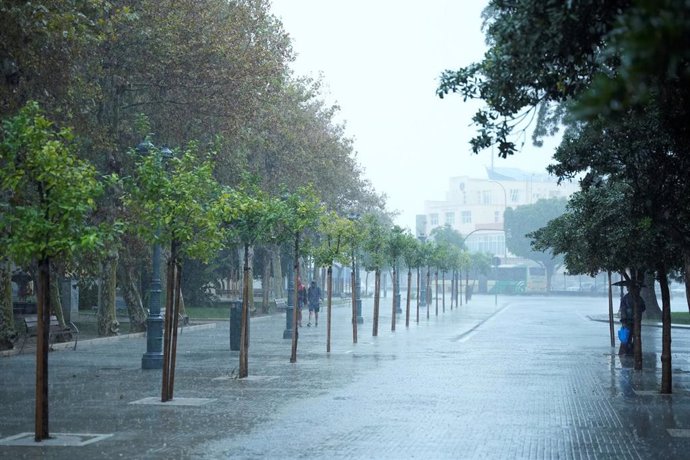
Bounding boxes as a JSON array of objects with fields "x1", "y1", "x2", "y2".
[
  {"x1": 283, "y1": 306, "x2": 294, "y2": 339},
  {"x1": 141, "y1": 353, "x2": 163, "y2": 370}
]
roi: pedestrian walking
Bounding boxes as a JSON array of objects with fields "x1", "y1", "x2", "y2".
[
  {"x1": 297, "y1": 279, "x2": 307, "y2": 327},
  {"x1": 307, "y1": 280, "x2": 321, "y2": 327}
]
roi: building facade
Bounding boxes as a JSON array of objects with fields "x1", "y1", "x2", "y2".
[{"x1": 416, "y1": 167, "x2": 579, "y2": 258}]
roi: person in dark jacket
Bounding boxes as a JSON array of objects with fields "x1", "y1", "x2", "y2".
[
  {"x1": 618, "y1": 286, "x2": 646, "y2": 356},
  {"x1": 307, "y1": 280, "x2": 321, "y2": 327}
]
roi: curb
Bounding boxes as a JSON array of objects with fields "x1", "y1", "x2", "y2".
[{"x1": 0, "y1": 322, "x2": 217, "y2": 358}]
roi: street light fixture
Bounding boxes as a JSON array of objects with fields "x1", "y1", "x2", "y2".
[{"x1": 139, "y1": 141, "x2": 172, "y2": 370}]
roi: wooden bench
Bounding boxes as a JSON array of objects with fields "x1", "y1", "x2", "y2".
[{"x1": 21, "y1": 315, "x2": 79, "y2": 352}]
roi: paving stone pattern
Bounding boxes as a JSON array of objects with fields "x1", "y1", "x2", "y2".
[{"x1": 1, "y1": 295, "x2": 690, "y2": 459}]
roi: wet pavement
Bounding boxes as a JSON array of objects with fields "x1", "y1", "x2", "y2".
[{"x1": 2, "y1": 294, "x2": 690, "y2": 459}]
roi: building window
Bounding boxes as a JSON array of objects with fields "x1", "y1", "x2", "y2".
[
  {"x1": 461, "y1": 211, "x2": 472, "y2": 224},
  {"x1": 510, "y1": 189, "x2": 519, "y2": 203},
  {"x1": 482, "y1": 190, "x2": 492, "y2": 205},
  {"x1": 445, "y1": 212, "x2": 454, "y2": 225},
  {"x1": 430, "y1": 213, "x2": 439, "y2": 225}
]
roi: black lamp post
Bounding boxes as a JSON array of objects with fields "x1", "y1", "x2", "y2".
[{"x1": 138, "y1": 141, "x2": 171, "y2": 370}]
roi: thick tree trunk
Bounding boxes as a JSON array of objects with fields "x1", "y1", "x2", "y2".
[
  {"x1": 119, "y1": 249, "x2": 147, "y2": 332},
  {"x1": 658, "y1": 266, "x2": 672, "y2": 394},
  {"x1": 0, "y1": 258, "x2": 16, "y2": 350},
  {"x1": 641, "y1": 272, "x2": 661, "y2": 319},
  {"x1": 98, "y1": 249, "x2": 120, "y2": 336}
]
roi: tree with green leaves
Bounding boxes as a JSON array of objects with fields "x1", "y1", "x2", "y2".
[
  {"x1": 312, "y1": 211, "x2": 353, "y2": 352},
  {"x1": 277, "y1": 187, "x2": 323, "y2": 363},
  {"x1": 0, "y1": 102, "x2": 106, "y2": 440},
  {"x1": 222, "y1": 182, "x2": 286, "y2": 377},
  {"x1": 126, "y1": 141, "x2": 226, "y2": 399},
  {"x1": 386, "y1": 225, "x2": 408, "y2": 332},
  {"x1": 360, "y1": 213, "x2": 388, "y2": 337},
  {"x1": 400, "y1": 232, "x2": 420, "y2": 328},
  {"x1": 504, "y1": 198, "x2": 566, "y2": 292}
]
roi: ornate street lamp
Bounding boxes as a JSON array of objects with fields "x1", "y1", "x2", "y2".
[{"x1": 140, "y1": 142, "x2": 172, "y2": 370}]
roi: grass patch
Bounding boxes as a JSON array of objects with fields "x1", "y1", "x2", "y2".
[{"x1": 671, "y1": 312, "x2": 690, "y2": 325}]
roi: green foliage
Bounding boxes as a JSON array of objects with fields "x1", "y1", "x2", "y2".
[
  {"x1": 125, "y1": 142, "x2": 225, "y2": 263},
  {"x1": 0, "y1": 102, "x2": 105, "y2": 263},
  {"x1": 311, "y1": 211, "x2": 353, "y2": 268},
  {"x1": 504, "y1": 198, "x2": 567, "y2": 266}
]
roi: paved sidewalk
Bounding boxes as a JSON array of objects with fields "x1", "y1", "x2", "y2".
[{"x1": 1, "y1": 295, "x2": 690, "y2": 459}]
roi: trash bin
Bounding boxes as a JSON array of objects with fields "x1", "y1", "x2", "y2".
[{"x1": 229, "y1": 301, "x2": 242, "y2": 351}]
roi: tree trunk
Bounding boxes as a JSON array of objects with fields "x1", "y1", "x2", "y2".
[
  {"x1": 326, "y1": 265, "x2": 333, "y2": 352},
  {"x1": 373, "y1": 269, "x2": 380, "y2": 336},
  {"x1": 247, "y1": 245, "x2": 255, "y2": 314},
  {"x1": 290, "y1": 233, "x2": 300, "y2": 363},
  {"x1": 405, "y1": 268, "x2": 412, "y2": 328},
  {"x1": 415, "y1": 267, "x2": 420, "y2": 323},
  {"x1": 641, "y1": 272, "x2": 661, "y2": 319},
  {"x1": 0, "y1": 258, "x2": 16, "y2": 350},
  {"x1": 239, "y1": 243, "x2": 251, "y2": 378},
  {"x1": 426, "y1": 269, "x2": 431, "y2": 319},
  {"x1": 631, "y1": 271, "x2": 644, "y2": 371},
  {"x1": 391, "y1": 264, "x2": 397, "y2": 332},
  {"x1": 442, "y1": 271, "x2": 446, "y2": 313},
  {"x1": 98, "y1": 249, "x2": 120, "y2": 336},
  {"x1": 435, "y1": 270, "x2": 439, "y2": 316},
  {"x1": 683, "y1": 251, "x2": 690, "y2": 312},
  {"x1": 351, "y1": 257, "x2": 358, "y2": 343},
  {"x1": 48, "y1": 263, "x2": 66, "y2": 328},
  {"x1": 35, "y1": 256, "x2": 50, "y2": 441},
  {"x1": 271, "y1": 248, "x2": 283, "y2": 299},
  {"x1": 658, "y1": 265, "x2": 672, "y2": 394},
  {"x1": 261, "y1": 248, "x2": 271, "y2": 314},
  {"x1": 118, "y1": 251, "x2": 147, "y2": 332}
]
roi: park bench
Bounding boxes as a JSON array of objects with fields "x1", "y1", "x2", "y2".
[
  {"x1": 274, "y1": 299, "x2": 288, "y2": 311},
  {"x1": 20, "y1": 315, "x2": 79, "y2": 352}
]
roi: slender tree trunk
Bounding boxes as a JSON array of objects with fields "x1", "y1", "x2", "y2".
[
  {"x1": 161, "y1": 245, "x2": 176, "y2": 401},
  {"x1": 607, "y1": 271, "x2": 615, "y2": 348},
  {"x1": 272, "y1": 248, "x2": 284, "y2": 299},
  {"x1": 442, "y1": 271, "x2": 446, "y2": 313},
  {"x1": 351, "y1": 257, "x2": 358, "y2": 343},
  {"x1": 632, "y1": 271, "x2": 644, "y2": 371},
  {"x1": 0, "y1": 258, "x2": 14, "y2": 349},
  {"x1": 435, "y1": 270, "x2": 439, "y2": 316},
  {"x1": 373, "y1": 269, "x2": 380, "y2": 336},
  {"x1": 327, "y1": 265, "x2": 333, "y2": 353},
  {"x1": 290, "y1": 233, "x2": 300, "y2": 363},
  {"x1": 167, "y1": 259, "x2": 182, "y2": 399},
  {"x1": 426, "y1": 269, "x2": 431, "y2": 319},
  {"x1": 391, "y1": 265, "x2": 397, "y2": 332},
  {"x1": 240, "y1": 243, "x2": 251, "y2": 378},
  {"x1": 35, "y1": 256, "x2": 50, "y2": 441},
  {"x1": 406, "y1": 268, "x2": 412, "y2": 327},
  {"x1": 98, "y1": 249, "x2": 120, "y2": 336},
  {"x1": 683, "y1": 251, "x2": 690, "y2": 313},
  {"x1": 261, "y1": 249, "x2": 271, "y2": 314},
  {"x1": 658, "y1": 265, "x2": 672, "y2": 394},
  {"x1": 415, "y1": 267, "x2": 420, "y2": 324}
]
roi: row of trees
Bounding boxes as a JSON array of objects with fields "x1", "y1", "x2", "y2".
[
  {"x1": 0, "y1": 0, "x2": 386, "y2": 349},
  {"x1": 438, "y1": 1, "x2": 690, "y2": 393}
]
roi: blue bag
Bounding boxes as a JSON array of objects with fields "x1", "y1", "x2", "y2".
[{"x1": 618, "y1": 326, "x2": 630, "y2": 343}]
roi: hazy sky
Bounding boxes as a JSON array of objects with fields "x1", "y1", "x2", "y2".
[{"x1": 270, "y1": 0, "x2": 559, "y2": 231}]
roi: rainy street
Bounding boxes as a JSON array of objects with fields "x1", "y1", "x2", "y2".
[{"x1": 2, "y1": 294, "x2": 690, "y2": 459}]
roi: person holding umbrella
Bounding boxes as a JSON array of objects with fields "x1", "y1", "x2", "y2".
[{"x1": 618, "y1": 282, "x2": 646, "y2": 356}]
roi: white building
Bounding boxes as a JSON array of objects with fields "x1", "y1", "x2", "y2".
[{"x1": 416, "y1": 167, "x2": 579, "y2": 258}]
